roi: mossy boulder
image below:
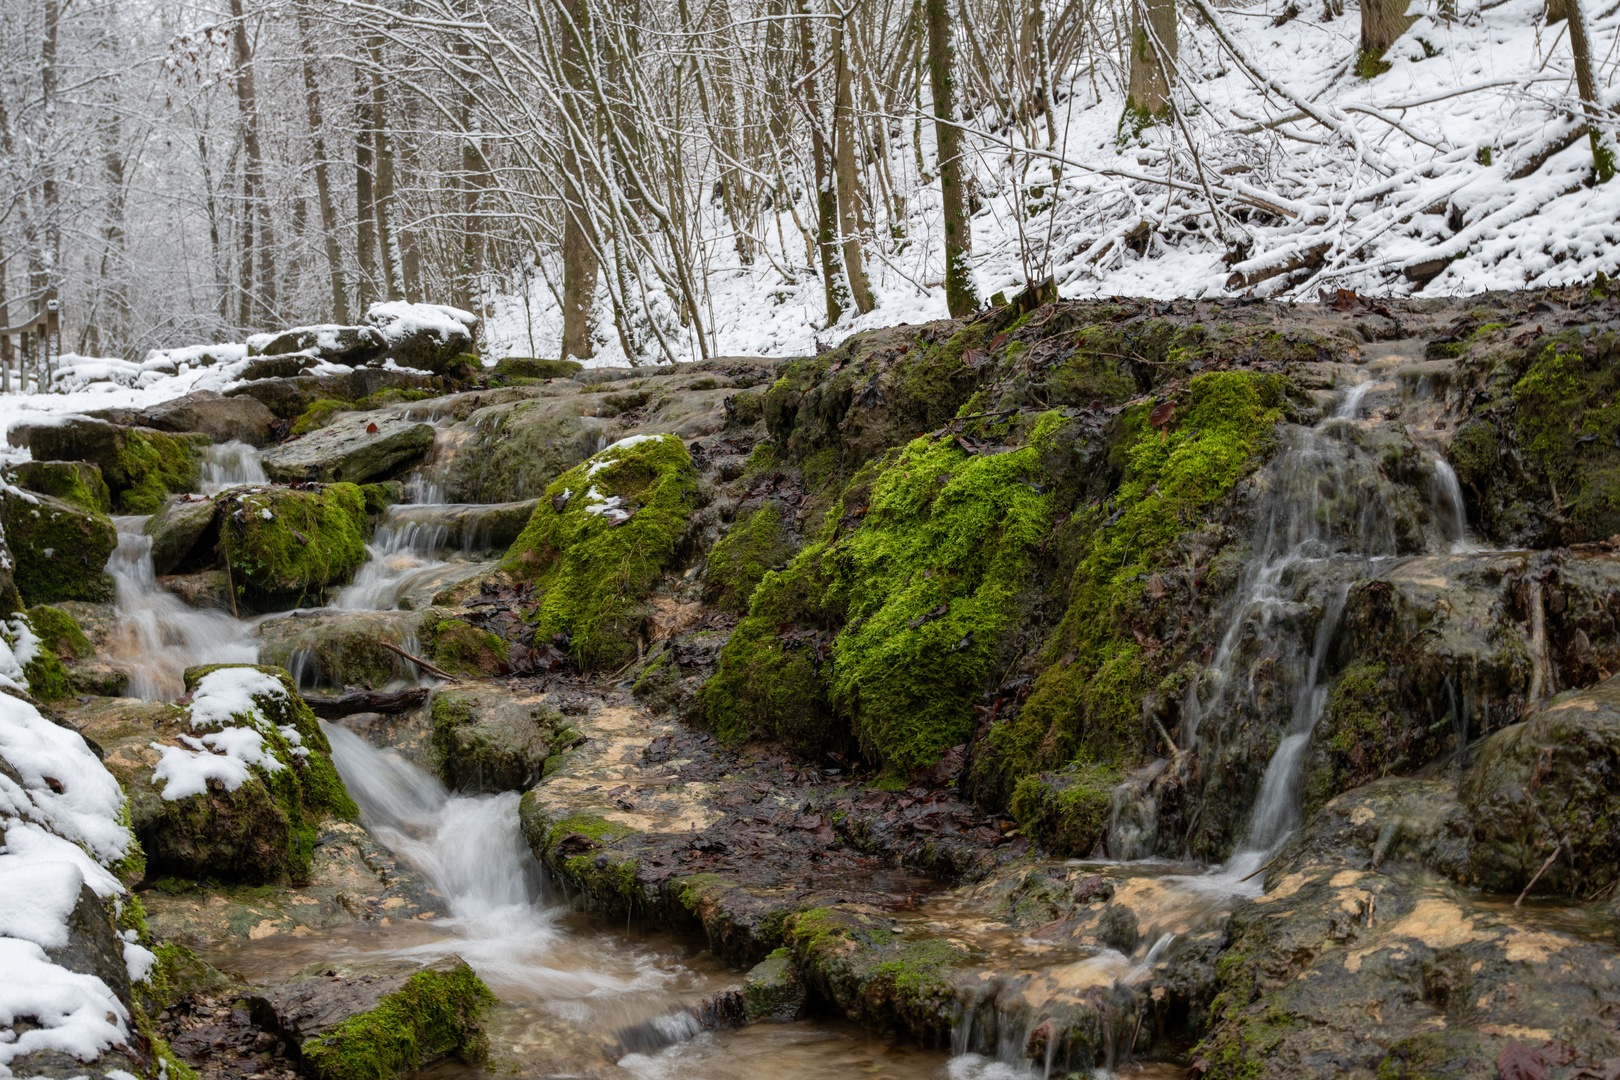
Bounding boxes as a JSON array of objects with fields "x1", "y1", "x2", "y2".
[
  {"x1": 743, "y1": 949, "x2": 805, "y2": 1022},
  {"x1": 4, "y1": 608, "x2": 77, "y2": 701},
  {"x1": 219, "y1": 484, "x2": 370, "y2": 605},
  {"x1": 253, "y1": 609, "x2": 427, "y2": 690},
  {"x1": 702, "y1": 415, "x2": 1061, "y2": 772},
  {"x1": 703, "y1": 504, "x2": 795, "y2": 612},
  {"x1": 1009, "y1": 765, "x2": 1122, "y2": 857},
  {"x1": 3, "y1": 460, "x2": 111, "y2": 513},
  {"x1": 0, "y1": 489, "x2": 118, "y2": 605},
  {"x1": 19, "y1": 418, "x2": 207, "y2": 513},
  {"x1": 501, "y1": 434, "x2": 697, "y2": 670},
  {"x1": 94, "y1": 665, "x2": 357, "y2": 884},
  {"x1": 425, "y1": 617, "x2": 509, "y2": 678},
  {"x1": 290, "y1": 398, "x2": 354, "y2": 438},
  {"x1": 27, "y1": 603, "x2": 93, "y2": 659},
  {"x1": 143, "y1": 496, "x2": 220, "y2": 575},
  {"x1": 261, "y1": 413, "x2": 435, "y2": 485},
  {"x1": 249, "y1": 955, "x2": 495, "y2": 1080},
  {"x1": 494, "y1": 356, "x2": 583, "y2": 380},
  {"x1": 1460, "y1": 673, "x2": 1620, "y2": 897},
  {"x1": 430, "y1": 688, "x2": 563, "y2": 792}
]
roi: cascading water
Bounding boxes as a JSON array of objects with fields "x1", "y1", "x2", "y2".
[
  {"x1": 104, "y1": 517, "x2": 258, "y2": 699},
  {"x1": 198, "y1": 440, "x2": 269, "y2": 494},
  {"x1": 1429, "y1": 455, "x2": 1472, "y2": 551}
]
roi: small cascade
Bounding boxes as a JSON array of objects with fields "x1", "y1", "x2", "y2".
[
  {"x1": 1429, "y1": 455, "x2": 1472, "y2": 551},
  {"x1": 104, "y1": 517, "x2": 258, "y2": 699},
  {"x1": 198, "y1": 440, "x2": 269, "y2": 495},
  {"x1": 335, "y1": 470, "x2": 454, "y2": 611}
]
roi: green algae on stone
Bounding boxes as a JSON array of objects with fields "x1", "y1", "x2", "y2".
[
  {"x1": 3, "y1": 460, "x2": 112, "y2": 513},
  {"x1": 1299, "y1": 659, "x2": 1403, "y2": 820},
  {"x1": 1009, "y1": 764, "x2": 1122, "y2": 857},
  {"x1": 426, "y1": 618, "x2": 508, "y2": 677},
  {"x1": 114, "y1": 428, "x2": 208, "y2": 513},
  {"x1": 501, "y1": 434, "x2": 696, "y2": 670},
  {"x1": 972, "y1": 372, "x2": 1290, "y2": 806},
  {"x1": 290, "y1": 398, "x2": 353, "y2": 437},
  {"x1": 494, "y1": 356, "x2": 584, "y2": 380},
  {"x1": 704, "y1": 504, "x2": 794, "y2": 612},
  {"x1": 26, "y1": 603, "x2": 93, "y2": 659},
  {"x1": 219, "y1": 484, "x2": 370, "y2": 605},
  {"x1": 294, "y1": 962, "x2": 497, "y2": 1080},
  {"x1": 135, "y1": 664, "x2": 360, "y2": 884},
  {"x1": 0, "y1": 489, "x2": 118, "y2": 605}
]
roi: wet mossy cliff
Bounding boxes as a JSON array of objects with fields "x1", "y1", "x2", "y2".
[{"x1": 536, "y1": 287, "x2": 1620, "y2": 874}]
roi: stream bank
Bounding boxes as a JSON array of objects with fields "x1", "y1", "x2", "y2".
[{"x1": 7, "y1": 290, "x2": 1620, "y2": 1080}]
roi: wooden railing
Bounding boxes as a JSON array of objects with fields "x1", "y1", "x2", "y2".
[{"x1": 0, "y1": 302, "x2": 60, "y2": 393}]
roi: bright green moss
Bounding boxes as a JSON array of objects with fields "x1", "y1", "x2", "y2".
[
  {"x1": 297, "y1": 964, "x2": 497, "y2": 1080},
  {"x1": 360, "y1": 481, "x2": 404, "y2": 515},
  {"x1": 3, "y1": 460, "x2": 112, "y2": 513},
  {"x1": 26, "y1": 604, "x2": 92, "y2": 658},
  {"x1": 428, "y1": 618, "x2": 508, "y2": 676},
  {"x1": 113, "y1": 429, "x2": 206, "y2": 514},
  {"x1": 975, "y1": 372, "x2": 1288, "y2": 802},
  {"x1": 219, "y1": 483, "x2": 370, "y2": 604},
  {"x1": 706, "y1": 505, "x2": 793, "y2": 612},
  {"x1": 291, "y1": 398, "x2": 352, "y2": 437},
  {"x1": 703, "y1": 418, "x2": 1059, "y2": 772},
  {"x1": 545, "y1": 814, "x2": 638, "y2": 848},
  {"x1": 501, "y1": 434, "x2": 696, "y2": 670},
  {"x1": 1009, "y1": 764, "x2": 1122, "y2": 856},
  {"x1": 0, "y1": 492, "x2": 118, "y2": 605}
]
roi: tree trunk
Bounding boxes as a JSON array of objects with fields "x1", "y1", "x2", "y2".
[
  {"x1": 800, "y1": 0, "x2": 848, "y2": 325},
  {"x1": 1567, "y1": 0, "x2": 1615, "y2": 182},
  {"x1": 354, "y1": 62, "x2": 379, "y2": 312},
  {"x1": 1358, "y1": 0, "x2": 1416, "y2": 77},
  {"x1": 830, "y1": 12, "x2": 874, "y2": 314},
  {"x1": 454, "y1": 38, "x2": 488, "y2": 315},
  {"x1": 37, "y1": 0, "x2": 61, "y2": 308},
  {"x1": 925, "y1": 0, "x2": 978, "y2": 317},
  {"x1": 296, "y1": 3, "x2": 350, "y2": 323},
  {"x1": 99, "y1": 109, "x2": 130, "y2": 354},
  {"x1": 1123, "y1": 0, "x2": 1176, "y2": 134},
  {"x1": 231, "y1": 0, "x2": 274, "y2": 327},
  {"x1": 559, "y1": 0, "x2": 599, "y2": 360},
  {"x1": 367, "y1": 36, "x2": 406, "y2": 304}
]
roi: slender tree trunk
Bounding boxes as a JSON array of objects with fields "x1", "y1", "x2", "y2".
[
  {"x1": 1567, "y1": 0, "x2": 1615, "y2": 182},
  {"x1": 830, "y1": 11, "x2": 874, "y2": 313},
  {"x1": 367, "y1": 36, "x2": 406, "y2": 303},
  {"x1": 454, "y1": 38, "x2": 488, "y2": 314},
  {"x1": 231, "y1": 0, "x2": 274, "y2": 326},
  {"x1": 354, "y1": 62, "x2": 379, "y2": 312},
  {"x1": 925, "y1": 0, "x2": 978, "y2": 316},
  {"x1": 196, "y1": 129, "x2": 229, "y2": 324},
  {"x1": 296, "y1": 3, "x2": 350, "y2": 323},
  {"x1": 99, "y1": 110, "x2": 130, "y2": 353},
  {"x1": 1123, "y1": 0, "x2": 1176, "y2": 133},
  {"x1": 1357, "y1": 0, "x2": 1416, "y2": 76},
  {"x1": 37, "y1": 0, "x2": 61, "y2": 307},
  {"x1": 799, "y1": 0, "x2": 848, "y2": 325},
  {"x1": 559, "y1": 0, "x2": 599, "y2": 359}
]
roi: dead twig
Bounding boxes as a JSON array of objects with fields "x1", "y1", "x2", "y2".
[
  {"x1": 1515, "y1": 837, "x2": 1565, "y2": 907},
  {"x1": 379, "y1": 639, "x2": 458, "y2": 682}
]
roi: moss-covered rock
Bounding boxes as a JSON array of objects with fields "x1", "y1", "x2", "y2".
[
  {"x1": 21, "y1": 419, "x2": 208, "y2": 513},
  {"x1": 27, "y1": 603, "x2": 93, "y2": 659},
  {"x1": 430, "y1": 688, "x2": 563, "y2": 792},
  {"x1": 703, "y1": 504, "x2": 794, "y2": 612},
  {"x1": 1009, "y1": 764, "x2": 1122, "y2": 857},
  {"x1": 253, "y1": 609, "x2": 427, "y2": 690},
  {"x1": 743, "y1": 948, "x2": 806, "y2": 1022},
  {"x1": 3, "y1": 460, "x2": 112, "y2": 513},
  {"x1": 425, "y1": 618, "x2": 509, "y2": 678},
  {"x1": 219, "y1": 484, "x2": 370, "y2": 605},
  {"x1": 501, "y1": 434, "x2": 696, "y2": 670},
  {"x1": 115, "y1": 665, "x2": 359, "y2": 884},
  {"x1": 290, "y1": 398, "x2": 353, "y2": 437},
  {"x1": 494, "y1": 356, "x2": 583, "y2": 380},
  {"x1": 435, "y1": 397, "x2": 606, "y2": 504},
  {"x1": 1460, "y1": 672, "x2": 1620, "y2": 896},
  {"x1": 0, "y1": 489, "x2": 118, "y2": 605},
  {"x1": 250, "y1": 955, "x2": 495, "y2": 1080}
]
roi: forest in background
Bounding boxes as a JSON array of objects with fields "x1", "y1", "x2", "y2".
[{"x1": 1, "y1": 0, "x2": 1617, "y2": 366}]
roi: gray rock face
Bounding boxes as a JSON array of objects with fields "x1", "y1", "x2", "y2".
[
  {"x1": 431, "y1": 397, "x2": 609, "y2": 503},
  {"x1": 431, "y1": 686, "x2": 564, "y2": 793},
  {"x1": 139, "y1": 390, "x2": 278, "y2": 446},
  {"x1": 384, "y1": 499, "x2": 538, "y2": 552},
  {"x1": 223, "y1": 370, "x2": 442, "y2": 419},
  {"x1": 239, "y1": 353, "x2": 315, "y2": 381},
  {"x1": 261, "y1": 413, "x2": 434, "y2": 484},
  {"x1": 254, "y1": 609, "x2": 426, "y2": 690},
  {"x1": 144, "y1": 496, "x2": 219, "y2": 575},
  {"x1": 743, "y1": 952, "x2": 805, "y2": 1021}
]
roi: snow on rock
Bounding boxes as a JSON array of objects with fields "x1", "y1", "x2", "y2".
[
  {"x1": 0, "y1": 692, "x2": 139, "y2": 1075},
  {"x1": 365, "y1": 301, "x2": 478, "y2": 345},
  {"x1": 150, "y1": 666, "x2": 293, "y2": 801}
]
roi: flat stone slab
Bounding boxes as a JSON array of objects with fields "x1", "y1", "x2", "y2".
[{"x1": 261, "y1": 413, "x2": 434, "y2": 484}]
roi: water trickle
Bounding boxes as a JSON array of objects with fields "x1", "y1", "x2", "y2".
[
  {"x1": 1429, "y1": 455, "x2": 1472, "y2": 551},
  {"x1": 104, "y1": 518, "x2": 258, "y2": 699},
  {"x1": 198, "y1": 440, "x2": 269, "y2": 495}
]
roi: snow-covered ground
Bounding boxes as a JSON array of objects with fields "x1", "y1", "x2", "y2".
[{"x1": 475, "y1": 0, "x2": 1619, "y2": 365}]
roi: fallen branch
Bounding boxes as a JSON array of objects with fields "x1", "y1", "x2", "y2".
[
  {"x1": 378, "y1": 639, "x2": 458, "y2": 681},
  {"x1": 301, "y1": 686, "x2": 431, "y2": 719},
  {"x1": 1515, "y1": 837, "x2": 1565, "y2": 907}
]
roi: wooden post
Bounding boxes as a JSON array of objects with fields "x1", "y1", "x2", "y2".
[{"x1": 19, "y1": 330, "x2": 30, "y2": 393}]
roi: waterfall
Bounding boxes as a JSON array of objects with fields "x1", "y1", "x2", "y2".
[
  {"x1": 334, "y1": 471, "x2": 452, "y2": 610},
  {"x1": 1430, "y1": 456, "x2": 1472, "y2": 551},
  {"x1": 198, "y1": 440, "x2": 268, "y2": 495},
  {"x1": 104, "y1": 518, "x2": 258, "y2": 699}
]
